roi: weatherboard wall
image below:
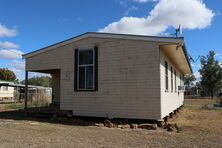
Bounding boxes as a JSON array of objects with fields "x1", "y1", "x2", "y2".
[
  {"x1": 0, "y1": 87, "x2": 14, "y2": 98},
  {"x1": 26, "y1": 37, "x2": 162, "y2": 120},
  {"x1": 159, "y1": 49, "x2": 184, "y2": 119}
]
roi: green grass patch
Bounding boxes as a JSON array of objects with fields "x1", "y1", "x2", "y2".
[
  {"x1": 5, "y1": 103, "x2": 24, "y2": 110},
  {"x1": 28, "y1": 98, "x2": 50, "y2": 108}
]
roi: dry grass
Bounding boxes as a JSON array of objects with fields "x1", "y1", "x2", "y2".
[
  {"x1": 168, "y1": 99, "x2": 222, "y2": 147},
  {"x1": 0, "y1": 99, "x2": 222, "y2": 148}
]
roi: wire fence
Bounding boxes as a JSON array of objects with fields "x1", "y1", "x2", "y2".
[{"x1": 0, "y1": 90, "x2": 52, "y2": 107}]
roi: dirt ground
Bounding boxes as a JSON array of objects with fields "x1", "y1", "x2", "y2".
[{"x1": 0, "y1": 99, "x2": 222, "y2": 148}]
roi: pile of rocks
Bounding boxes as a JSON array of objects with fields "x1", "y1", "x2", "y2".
[
  {"x1": 94, "y1": 119, "x2": 182, "y2": 132},
  {"x1": 94, "y1": 120, "x2": 158, "y2": 130},
  {"x1": 163, "y1": 123, "x2": 181, "y2": 132}
]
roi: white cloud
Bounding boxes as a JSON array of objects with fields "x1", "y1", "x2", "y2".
[
  {"x1": 8, "y1": 67, "x2": 22, "y2": 78},
  {"x1": 0, "y1": 23, "x2": 17, "y2": 37},
  {"x1": 133, "y1": 0, "x2": 159, "y2": 3},
  {"x1": 29, "y1": 72, "x2": 51, "y2": 78},
  {"x1": 215, "y1": 53, "x2": 222, "y2": 58},
  {"x1": 9, "y1": 60, "x2": 25, "y2": 71},
  {"x1": 8, "y1": 60, "x2": 25, "y2": 80},
  {"x1": 118, "y1": 0, "x2": 130, "y2": 6},
  {"x1": 58, "y1": 18, "x2": 69, "y2": 24},
  {"x1": 0, "y1": 49, "x2": 24, "y2": 59},
  {"x1": 194, "y1": 71, "x2": 201, "y2": 81},
  {"x1": 100, "y1": 0, "x2": 215, "y2": 35},
  {"x1": 0, "y1": 41, "x2": 19, "y2": 49},
  {"x1": 215, "y1": 53, "x2": 222, "y2": 64},
  {"x1": 191, "y1": 63, "x2": 201, "y2": 69},
  {"x1": 124, "y1": 6, "x2": 138, "y2": 15},
  {"x1": 118, "y1": 0, "x2": 157, "y2": 6}
]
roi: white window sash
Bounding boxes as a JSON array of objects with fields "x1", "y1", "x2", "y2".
[{"x1": 77, "y1": 49, "x2": 95, "y2": 90}]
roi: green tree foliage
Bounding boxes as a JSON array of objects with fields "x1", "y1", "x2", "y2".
[
  {"x1": 184, "y1": 74, "x2": 196, "y2": 89},
  {"x1": 21, "y1": 76, "x2": 52, "y2": 87},
  {"x1": 199, "y1": 50, "x2": 222, "y2": 98},
  {"x1": 184, "y1": 74, "x2": 196, "y2": 96},
  {"x1": 0, "y1": 68, "x2": 16, "y2": 81}
]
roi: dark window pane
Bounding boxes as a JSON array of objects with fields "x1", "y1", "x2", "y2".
[
  {"x1": 79, "y1": 67, "x2": 85, "y2": 89},
  {"x1": 171, "y1": 66, "x2": 173, "y2": 91},
  {"x1": 174, "y1": 70, "x2": 177, "y2": 91},
  {"x1": 79, "y1": 50, "x2": 93, "y2": 65},
  {"x1": 86, "y1": 66, "x2": 93, "y2": 89},
  {"x1": 165, "y1": 61, "x2": 168, "y2": 90}
]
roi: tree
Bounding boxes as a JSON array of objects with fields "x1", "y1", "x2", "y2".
[
  {"x1": 199, "y1": 50, "x2": 222, "y2": 98},
  {"x1": 184, "y1": 74, "x2": 196, "y2": 96},
  {"x1": 21, "y1": 76, "x2": 52, "y2": 87},
  {"x1": 184, "y1": 74, "x2": 196, "y2": 89},
  {"x1": 0, "y1": 68, "x2": 16, "y2": 81}
]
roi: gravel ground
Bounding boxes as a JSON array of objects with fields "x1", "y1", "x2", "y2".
[{"x1": 0, "y1": 99, "x2": 221, "y2": 148}]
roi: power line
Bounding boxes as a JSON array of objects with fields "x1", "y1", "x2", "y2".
[{"x1": 0, "y1": 48, "x2": 23, "y2": 55}]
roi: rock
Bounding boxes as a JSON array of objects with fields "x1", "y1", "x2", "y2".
[
  {"x1": 94, "y1": 123, "x2": 104, "y2": 127},
  {"x1": 163, "y1": 123, "x2": 181, "y2": 132},
  {"x1": 131, "y1": 124, "x2": 138, "y2": 129},
  {"x1": 121, "y1": 124, "x2": 130, "y2": 129},
  {"x1": 157, "y1": 121, "x2": 165, "y2": 127},
  {"x1": 117, "y1": 125, "x2": 123, "y2": 128},
  {"x1": 169, "y1": 113, "x2": 173, "y2": 118},
  {"x1": 29, "y1": 122, "x2": 39, "y2": 125},
  {"x1": 113, "y1": 123, "x2": 118, "y2": 128},
  {"x1": 166, "y1": 125, "x2": 175, "y2": 132},
  {"x1": 164, "y1": 116, "x2": 169, "y2": 122},
  {"x1": 138, "y1": 123, "x2": 158, "y2": 130},
  {"x1": 104, "y1": 120, "x2": 113, "y2": 128},
  {"x1": 174, "y1": 123, "x2": 181, "y2": 132}
]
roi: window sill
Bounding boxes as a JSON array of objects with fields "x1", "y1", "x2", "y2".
[{"x1": 75, "y1": 89, "x2": 97, "y2": 92}]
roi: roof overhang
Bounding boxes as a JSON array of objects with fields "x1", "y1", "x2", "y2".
[
  {"x1": 160, "y1": 43, "x2": 192, "y2": 75},
  {"x1": 22, "y1": 32, "x2": 192, "y2": 74},
  {"x1": 23, "y1": 32, "x2": 184, "y2": 59}
]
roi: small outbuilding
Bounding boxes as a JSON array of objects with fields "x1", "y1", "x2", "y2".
[
  {"x1": 23, "y1": 32, "x2": 192, "y2": 121},
  {"x1": 0, "y1": 80, "x2": 14, "y2": 102}
]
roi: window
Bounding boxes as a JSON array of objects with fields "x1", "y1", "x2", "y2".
[
  {"x1": 165, "y1": 61, "x2": 168, "y2": 91},
  {"x1": 78, "y1": 49, "x2": 94, "y2": 90},
  {"x1": 171, "y1": 66, "x2": 173, "y2": 92},
  {"x1": 3, "y1": 86, "x2": 8, "y2": 91},
  {"x1": 180, "y1": 74, "x2": 182, "y2": 86},
  {"x1": 174, "y1": 70, "x2": 177, "y2": 92},
  {"x1": 74, "y1": 47, "x2": 98, "y2": 91}
]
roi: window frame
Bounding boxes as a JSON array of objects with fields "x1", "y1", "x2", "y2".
[
  {"x1": 174, "y1": 70, "x2": 177, "y2": 92},
  {"x1": 165, "y1": 61, "x2": 169, "y2": 92},
  {"x1": 2, "y1": 86, "x2": 8, "y2": 91},
  {"x1": 170, "y1": 66, "x2": 173, "y2": 92},
  {"x1": 77, "y1": 49, "x2": 95, "y2": 91}
]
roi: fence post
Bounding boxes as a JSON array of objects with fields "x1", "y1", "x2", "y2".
[{"x1": 25, "y1": 71, "x2": 28, "y2": 110}]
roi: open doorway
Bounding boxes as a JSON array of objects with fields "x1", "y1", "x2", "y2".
[{"x1": 19, "y1": 70, "x2": 60, "y2": 108}]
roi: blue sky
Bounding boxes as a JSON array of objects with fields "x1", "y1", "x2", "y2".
[{"x1": 0, "y1": 0, "x2": 221, "y2": 80}]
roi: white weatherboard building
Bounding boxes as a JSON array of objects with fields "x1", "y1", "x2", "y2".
[
  {"x1": 0, "y1": 81, "x2": 14, "y2": 99},
  {"x1": 0, "y1": 80, "x2": 52, "y2": 103},
  {"x1": 23, "y1": 32, "x2": 192, "y2": 121}
]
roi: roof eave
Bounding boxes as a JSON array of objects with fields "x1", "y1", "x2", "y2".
[
  {"x1": 182, "y1": 43, "x2": 193, "y2": 74},
  {"x1": 23, "y1": 32, "x2": 184, "y2": 59}
]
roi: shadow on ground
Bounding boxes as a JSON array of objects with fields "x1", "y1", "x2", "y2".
[
  {"x1": 0, "y1": 109, "x2": 95, "y2": 126},
  {"x1": 0, "y1": 108, "x2": 160, "y2": 127}
]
